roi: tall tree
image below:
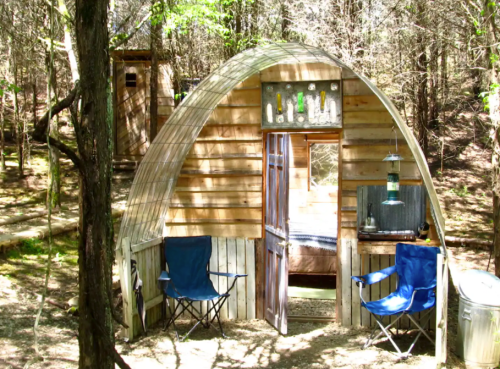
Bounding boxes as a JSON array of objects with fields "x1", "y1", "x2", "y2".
[
  {"x1": 74, "y1": 1, "x2": 129, "y2": 367},
  {"x1": 150, "y1": 0, "x2": 163, "y2": 143},
  {"x1": 33, "y1": 0, "x2": 131, "y2": 367},
  {"x1": 482, "y1": 0, "x2": 500, "y2": 277}
]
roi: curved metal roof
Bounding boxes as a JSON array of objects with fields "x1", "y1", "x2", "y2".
[{"x1": 116, "y1": 42, "x2": 446, "y2": 249}]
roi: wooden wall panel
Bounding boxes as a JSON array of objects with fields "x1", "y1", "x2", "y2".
[
  {"x1": 219, "y1": 89, "x2": 261, "y2": 105},
  {"x1": 344, "y1": 111, "x2": 394, "y2": 124},
  {"x1": 261, "y1": 63, "x2": 342, "y2": 82},
  {"x1": 169, "y1": 74, "x2": 263, "y2": 239},
  {"x1": 207, "y1": 106, "x2": 261, "y2": 125},
  {"x1": 343, "y1": 79, "x2": 374, "y2": 96},
  {"x1": 343, "y1": 95, "x2": 386, "y2": 112},
  {"x1": 115, "y1": 61, "x2": 175, "y2": 157}
]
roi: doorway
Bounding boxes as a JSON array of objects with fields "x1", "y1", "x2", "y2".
[{"x1": 287, "y1": 134, "x2": 339, "y2": 320}]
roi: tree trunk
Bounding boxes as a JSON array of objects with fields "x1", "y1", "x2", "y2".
[
  {"x1": 74, "y1": 1, "x2": 129, "y2": 368},
  {"x1": 9, "y1": 37, "x2": 23, "y2": 177},
  {"x1": 150, "y1": 0, "x2": 162, "y2": 143},
  {"x1": 281, "y1": 3, "x2": 290, "y2": 41},
  {"x1": 483, "y1": 0, "x2": 500, "y2": 277},
  {"x1": 0, "y1": 91, "x2": 5, "y2": 172},
  {"x1": 45, "y1": 50, "x2": 61, "y2": 209},
  {"x1": 415, "y1": 1, "x2": 429, "y2": 158}
]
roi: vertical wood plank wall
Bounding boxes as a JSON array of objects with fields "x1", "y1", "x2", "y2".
[
  {"x1": 115, "y1": 61, "x2": 175, "y2": 158},
  {"x1": 129, "y1": 237, "x2": 257, "y2": 337}
]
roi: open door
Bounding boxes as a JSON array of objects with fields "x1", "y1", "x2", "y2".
[{"x1": 265, "y1": 133, "x2": 290, "y2": 334}]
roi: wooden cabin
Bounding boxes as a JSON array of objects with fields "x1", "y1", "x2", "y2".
[{"x1": 116, "y1": 43, "x2": 449, "y2": 365}]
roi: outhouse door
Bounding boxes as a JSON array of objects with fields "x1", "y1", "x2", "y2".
[
  {"x1": 265, "y1": 133, "x2": 290, "y2": 335},
  {"x1": 115, "y1": 62, "x2": 148, "y2": 156}
]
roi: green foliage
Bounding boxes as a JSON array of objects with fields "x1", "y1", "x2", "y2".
[
  {"x1": 0, "y1": 79, "x2": 21, "y2": 97},
  {"x1": 174, "y1": 91, "x2": 188, "y2": 100},
  {"x1": 154, "y1": 0, "x2": 228, "y2": 37},
  {"x1": 20, "y1": 238, "x2": 45, "y2": 255},
  {"x1": 479, "y1": 82, "x2": 500, "y2": 111},
  {"x1": 450, "y1": 185, "x2": 471, "y2": 198}
]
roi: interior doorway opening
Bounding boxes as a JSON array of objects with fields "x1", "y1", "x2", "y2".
[{"x1": 287, "y1": 134, "x2": 339, "y2": 320}]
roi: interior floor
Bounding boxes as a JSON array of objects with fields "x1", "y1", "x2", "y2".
[{"x1": 288, "y1": 275, "x2": 336, "y2": 318}]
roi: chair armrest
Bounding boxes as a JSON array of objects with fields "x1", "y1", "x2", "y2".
[
  {"x1": 209, "y1": 271, "x2": 248, "y2": 278},
  {"x1": 414, "y1": 283, "x2": 437, "y2": 291},
  {"x1": 158, "y1": 271, "x2": 171, "y2": 281},
  {"x1": 351, "y1": 265, "x2": 397, "y2": 286}
]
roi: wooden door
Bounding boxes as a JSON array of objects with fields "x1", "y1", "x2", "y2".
[
  {"x1": 115, "y1": 63, "x2": 148, "y2": 156},
  {"x1": 265, "y1": 133, "x2": 290, "y2": 334}
]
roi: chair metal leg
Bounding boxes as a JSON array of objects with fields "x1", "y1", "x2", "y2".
[
  {"x1": 211, "y1": 300, "x2": 227, "y2": 338},
  {"x1": 363, "y1": 310, "x2": 436, "y2": 359},
  {"x1": 164, "y1": 297, "x2": 180, "y2": 341}
]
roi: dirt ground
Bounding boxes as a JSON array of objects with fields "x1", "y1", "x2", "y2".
[
  {"x1": 0, "y1": 109, "x2": 496, "y2": 368},
  {"x1": 0, "y1": 232, "x2": 489, "y2": 369}
]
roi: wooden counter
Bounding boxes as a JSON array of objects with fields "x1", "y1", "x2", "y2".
[{"x1": 357, "y1": 239, "x2": 441, "y2": 255}]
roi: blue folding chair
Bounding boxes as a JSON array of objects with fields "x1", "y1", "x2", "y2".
[
  {"x1": 157, "y1": 236, "x2": 247, "y2": 341},
  {"x1": 352, "y1": 243, "x2": 440, "y2": 357}
]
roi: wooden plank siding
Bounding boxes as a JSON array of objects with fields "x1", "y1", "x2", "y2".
[
  {"x1": 115, "y1": 60, "x2": 175, "y2": 156},
  {"x1": 166, "y1": 74, "x2": 263, "y2": 239},
  {"x1": 338, "y1": 78, "x2": 434, "y2": 328},
  {"x1": 127, "y1": 236, "x2": 257, "y2": 336}
]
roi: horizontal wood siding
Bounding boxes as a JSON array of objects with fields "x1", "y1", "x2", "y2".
[{"x1": 167, "y1": 74, "x2": 263, "y2": 239}]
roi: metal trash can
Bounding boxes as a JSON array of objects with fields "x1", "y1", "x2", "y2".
[{"x1": 457, "y1": 270, "x2": 500, "y2": 368}]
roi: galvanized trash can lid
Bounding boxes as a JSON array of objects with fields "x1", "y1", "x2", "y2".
[{"x1": 459, "y1": 269, "x2": 500, "y2": 306}]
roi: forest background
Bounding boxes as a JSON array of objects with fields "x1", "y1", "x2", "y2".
[{"x1": 0, "y1": 0, "x2": 499, "y2": 368}]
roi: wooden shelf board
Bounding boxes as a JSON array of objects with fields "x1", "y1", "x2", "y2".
[{"x1": 357, "y1": 239, "x2": 441, "y2": 255}]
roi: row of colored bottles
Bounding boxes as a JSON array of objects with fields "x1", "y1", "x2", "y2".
[{"x1": 266, "y1": 92, "x2": 337, "y2": 124}]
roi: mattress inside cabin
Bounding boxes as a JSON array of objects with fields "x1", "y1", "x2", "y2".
[{"x1": 288, "y1": 218, "x2": 337, "y2": 252}]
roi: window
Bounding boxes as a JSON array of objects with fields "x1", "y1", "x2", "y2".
[
  {"x1": 125, "y1": 73, "x2": 137, "y2": 87},
  {"x1": 309, "y1": 142, "x2": 339, "y2": 190}
]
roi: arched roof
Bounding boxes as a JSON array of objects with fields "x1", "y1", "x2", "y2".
[{"x1": 117, "y1": 42, "x2": 446, "y2": 249}]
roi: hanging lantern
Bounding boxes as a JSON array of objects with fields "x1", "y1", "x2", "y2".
[{"x1": 382, "y1": 127, "x2": 404, "y2": 205}]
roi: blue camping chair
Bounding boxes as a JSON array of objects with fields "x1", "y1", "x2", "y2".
[
  {"x1": 351, "y1": 243, "x2": 440, "y2": 357},
  {"x1": 157, "y1": 236, "x2": 247, "y2": 341}
]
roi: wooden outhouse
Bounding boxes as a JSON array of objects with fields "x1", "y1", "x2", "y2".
[
  {"x1": 112, "y1": 50, "x2": 175, "y2": 159},
  {"x1": 116, "y1": 43, "x2": 448, "y2": 365}
]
